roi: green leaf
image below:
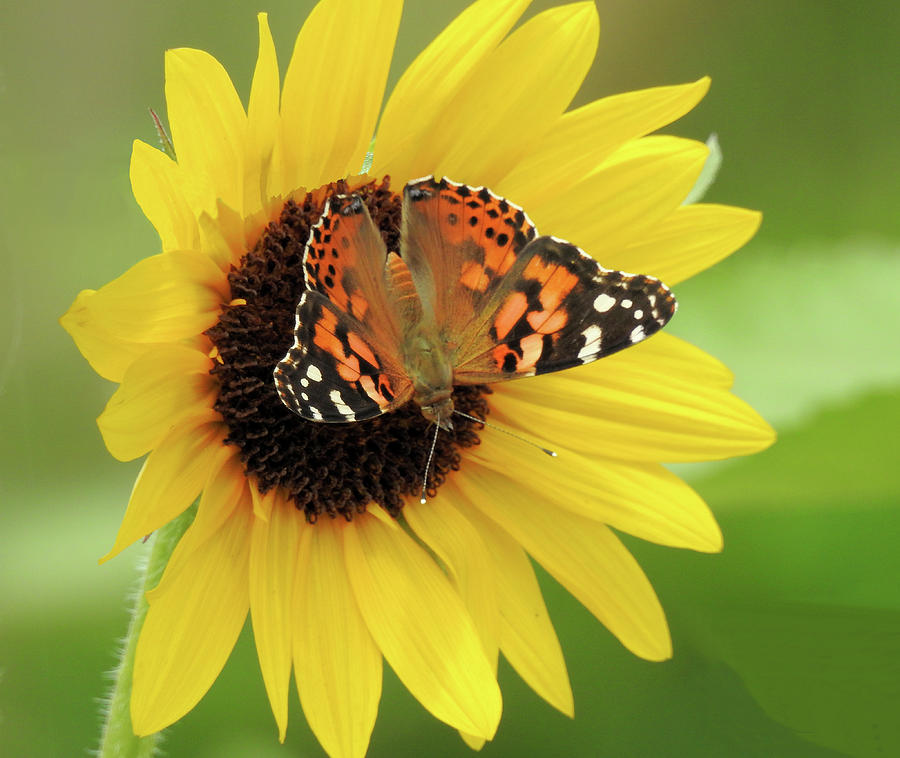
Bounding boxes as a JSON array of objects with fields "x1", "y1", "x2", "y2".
[
  {"x1": 629, "y1": 388, "x2": 900, "y2": 758},
  {"x1": 683, "y1": 133, "x2": 722, "y2": 204},
  {"x1": 697, "y1": 603, "x2": 900, "y2": 758}
]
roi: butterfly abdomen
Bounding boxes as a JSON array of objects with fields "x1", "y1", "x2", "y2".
[{"x1": 385, "y1": 251, "x2": 416, "y2": 300}]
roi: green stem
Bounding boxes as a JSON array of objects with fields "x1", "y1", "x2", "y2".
[{"x1": 97, "y1": 503, "x2": 197, "y2": 758}]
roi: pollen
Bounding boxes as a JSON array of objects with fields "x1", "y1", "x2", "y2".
[{"x1": 205, "y1": 177, "x2": 490, "y2": 521}]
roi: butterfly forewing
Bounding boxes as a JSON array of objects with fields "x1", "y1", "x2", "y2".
[
  {"x1": 452, "y1": 235, "x2": 677, "y2": 382},
  {"x1": 274, "y1": 196, "x2": 413, "y2": 422},
  {"x1": 401, "y1": 176, "x2": 538, "y2": 343},
  {"x1": 304, "y1": 193, "x2": 403, "y2": 345}
]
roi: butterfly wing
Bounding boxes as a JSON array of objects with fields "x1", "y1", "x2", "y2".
[
  {"x1": 453, "y1": 235, "x2": 676, "y2": 382},
  {"x1": 274, "y1": 290, "x2": 413, "y2": 421},
  {"x1": 400, "y1": 175, "x2": 539, "y2": 343},
  {"x1": 274, "y1": 195, "x2": 413, "y2": 421},
  {"x1": 399, "y1": 176, "x2": 676, "y2": 384},
  {"x1": 303, "y1": 193, "x2": 402, "y2": 335}
]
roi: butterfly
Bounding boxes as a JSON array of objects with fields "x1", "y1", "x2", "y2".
[{"x1": 273, "y1": 176, "x2": 676, "y2": 430}]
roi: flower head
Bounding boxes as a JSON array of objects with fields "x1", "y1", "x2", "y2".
[{"x1": 61, "y1": 1, "x2": 774, "y2": 756}]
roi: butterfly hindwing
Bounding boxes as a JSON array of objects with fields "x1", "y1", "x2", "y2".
[
  {"x1": 274, "y1": 290, "x2": 413, "y2": 422},
  {"x1": 452, "y1": 235, "x2": 677, "y2": 382}
]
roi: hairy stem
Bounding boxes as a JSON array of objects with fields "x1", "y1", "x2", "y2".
[{"x1": 97, "y1": 504, "x2": 196, "y2": 758}]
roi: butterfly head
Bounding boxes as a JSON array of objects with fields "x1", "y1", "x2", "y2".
[{"x1": 419, "y1": 396, "x2": 455, "y2": 431}]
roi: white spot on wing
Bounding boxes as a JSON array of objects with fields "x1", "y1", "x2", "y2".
[
  {"x1": 579, "y1": 325, "x2": 603, "y2": 360},
  {"x1": 308, "y1": 406, "x2": 323, "y2": 421},
  {"x1": 634, "y1": 309, "x2": 644, "y2": 319},
  {"x1": 621, "y1": 299, "x2": 633, "y2": 309},
  {"x1": 594, "y1": 293, "x2": 616, "y2": 313},
  {"x1": 630, "y1": 325, "x2": 645, "y2": 343},
  {"x1": 329, "y1": 389, "x2": 356, "y2": 420},
  {"x1": 306, "y1": 364, "x2": 323, "y2": 382}
]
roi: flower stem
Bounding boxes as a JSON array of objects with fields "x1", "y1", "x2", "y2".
[{"x1": 98, "y1": 504, "x2": 196, "y2": 758}]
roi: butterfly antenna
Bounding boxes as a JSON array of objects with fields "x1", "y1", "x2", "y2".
[
  {"x1": 452, "y1": 410, "x2": 557, "y2": 457},
  {"x1": 420, "y1": 423, "x2": 441, "y2": 504}
]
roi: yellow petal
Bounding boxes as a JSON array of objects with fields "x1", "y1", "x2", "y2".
[
  {"x1": 404, "y1": 496, "x2": 500, "y2": 667},
  {"x1": 459, "y1": 732, "x2": 487, "y2": 751},
  {"x1": 364, "y1": 500, "x2": 402, "y2": 529},
  {"x1": 250, "y1": 482, "x2": 277, "y2": 523},
  {"x1": 294, "y1": 519, "x2": 382, "y2": 758},
  {"x1": 343, "y1": 512, "x2": 502, "y2": 738},
  {"x1": 461, "y1": 502, "x2": 573, "y2": 717},
  {"x1": 84, "y1": 251, "x2": 227, "y2": 343},
  {"x1": 532, "y1": 136, "x2": 708, "y2": 258},
  {"x1": 492, "y1": 342, "x2": 775, "y2": 463},
  {"x1": 199, "y1": 199, "x2": 254, "y2": 271},
  {"x1": 401, "y1": 2, "x2": 599, "y2": 187},
  {"x1": 187, "y1": 451, "x2": 249, "y2": 551},
  {"x1": 617, "y1": 203, "x2": 762, "y2": 285},
  {"x1": 101, "y1": 416, "x2": 224, "y2": 562},
  {"x1": 60, "y1": 289, "x2": 158, "y2": 382},
  {"x1": 373, "y1": 0, "x2": 532, "y2": 181},
  {"x1": 132, "y1": 503, "x2": 252, "y2": 735},
  {"x1": 130, "y1": 140, "x2": 201, "y2": 252},
  {"x1": 97, "y1": 344, "x2": 215, "y2": 461},
  {"x1": 616, "y1": 332, "x2": 734, "y2": 388},
  {"x1": 246, "y1": 12, "x2": 280, "y2": 215},
  {"x1": 469, "y1": 430, "x2": 722, "y2": 553},
  {"x1": 165, "y1": 48, "x2": 247, "y2": 213},
  {"x1": 500, "y1": 78, "x2": 710, "y2": 205},
  {"x1": 280, "y1": 0, "x2": 402, "y2": 190},
  {"x1": 147, "y1": 444, "x2": 247, "y2": 600},
  {"x1": 192, "y1": 198, "x2": 260, "y2": 273},
  {"x1": 456, "y1": 463, "x2": 672, "y2": 661},
  {"x1": 249, "y1": 494, "x2": 302, "y2": 741},
  {"x1": 197, "y1": 209, "x2": 236, "y2": 271}
]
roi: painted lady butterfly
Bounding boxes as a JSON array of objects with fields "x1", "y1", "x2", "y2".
[{"x1": 273, "y1": 176, "x2": 676, "y2": 430}]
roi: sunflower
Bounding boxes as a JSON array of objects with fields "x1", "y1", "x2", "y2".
[{"x1": 61, "y1": 0, "x2": 774, "y2": 756}]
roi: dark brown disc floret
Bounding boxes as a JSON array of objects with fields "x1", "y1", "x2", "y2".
[{"x1": 205, "y1": 177, "x2": 490, "y2": 521}]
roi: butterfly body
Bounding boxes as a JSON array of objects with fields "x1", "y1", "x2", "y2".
[
  {"x1": 402, "y1": 320, "x2": 456, "y2": 429},
  {"x1": 274, "y1": 176, "x2": 677, "y2": 426}
]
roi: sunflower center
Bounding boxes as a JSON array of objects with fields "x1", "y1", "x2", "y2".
[{"x1": 205, "y1": 177, "x2": 489, "y2": 521}]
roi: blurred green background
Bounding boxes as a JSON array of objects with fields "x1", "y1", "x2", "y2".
[{"x1": 2, "y1": 0, "x2": 899, "y2": 756}]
